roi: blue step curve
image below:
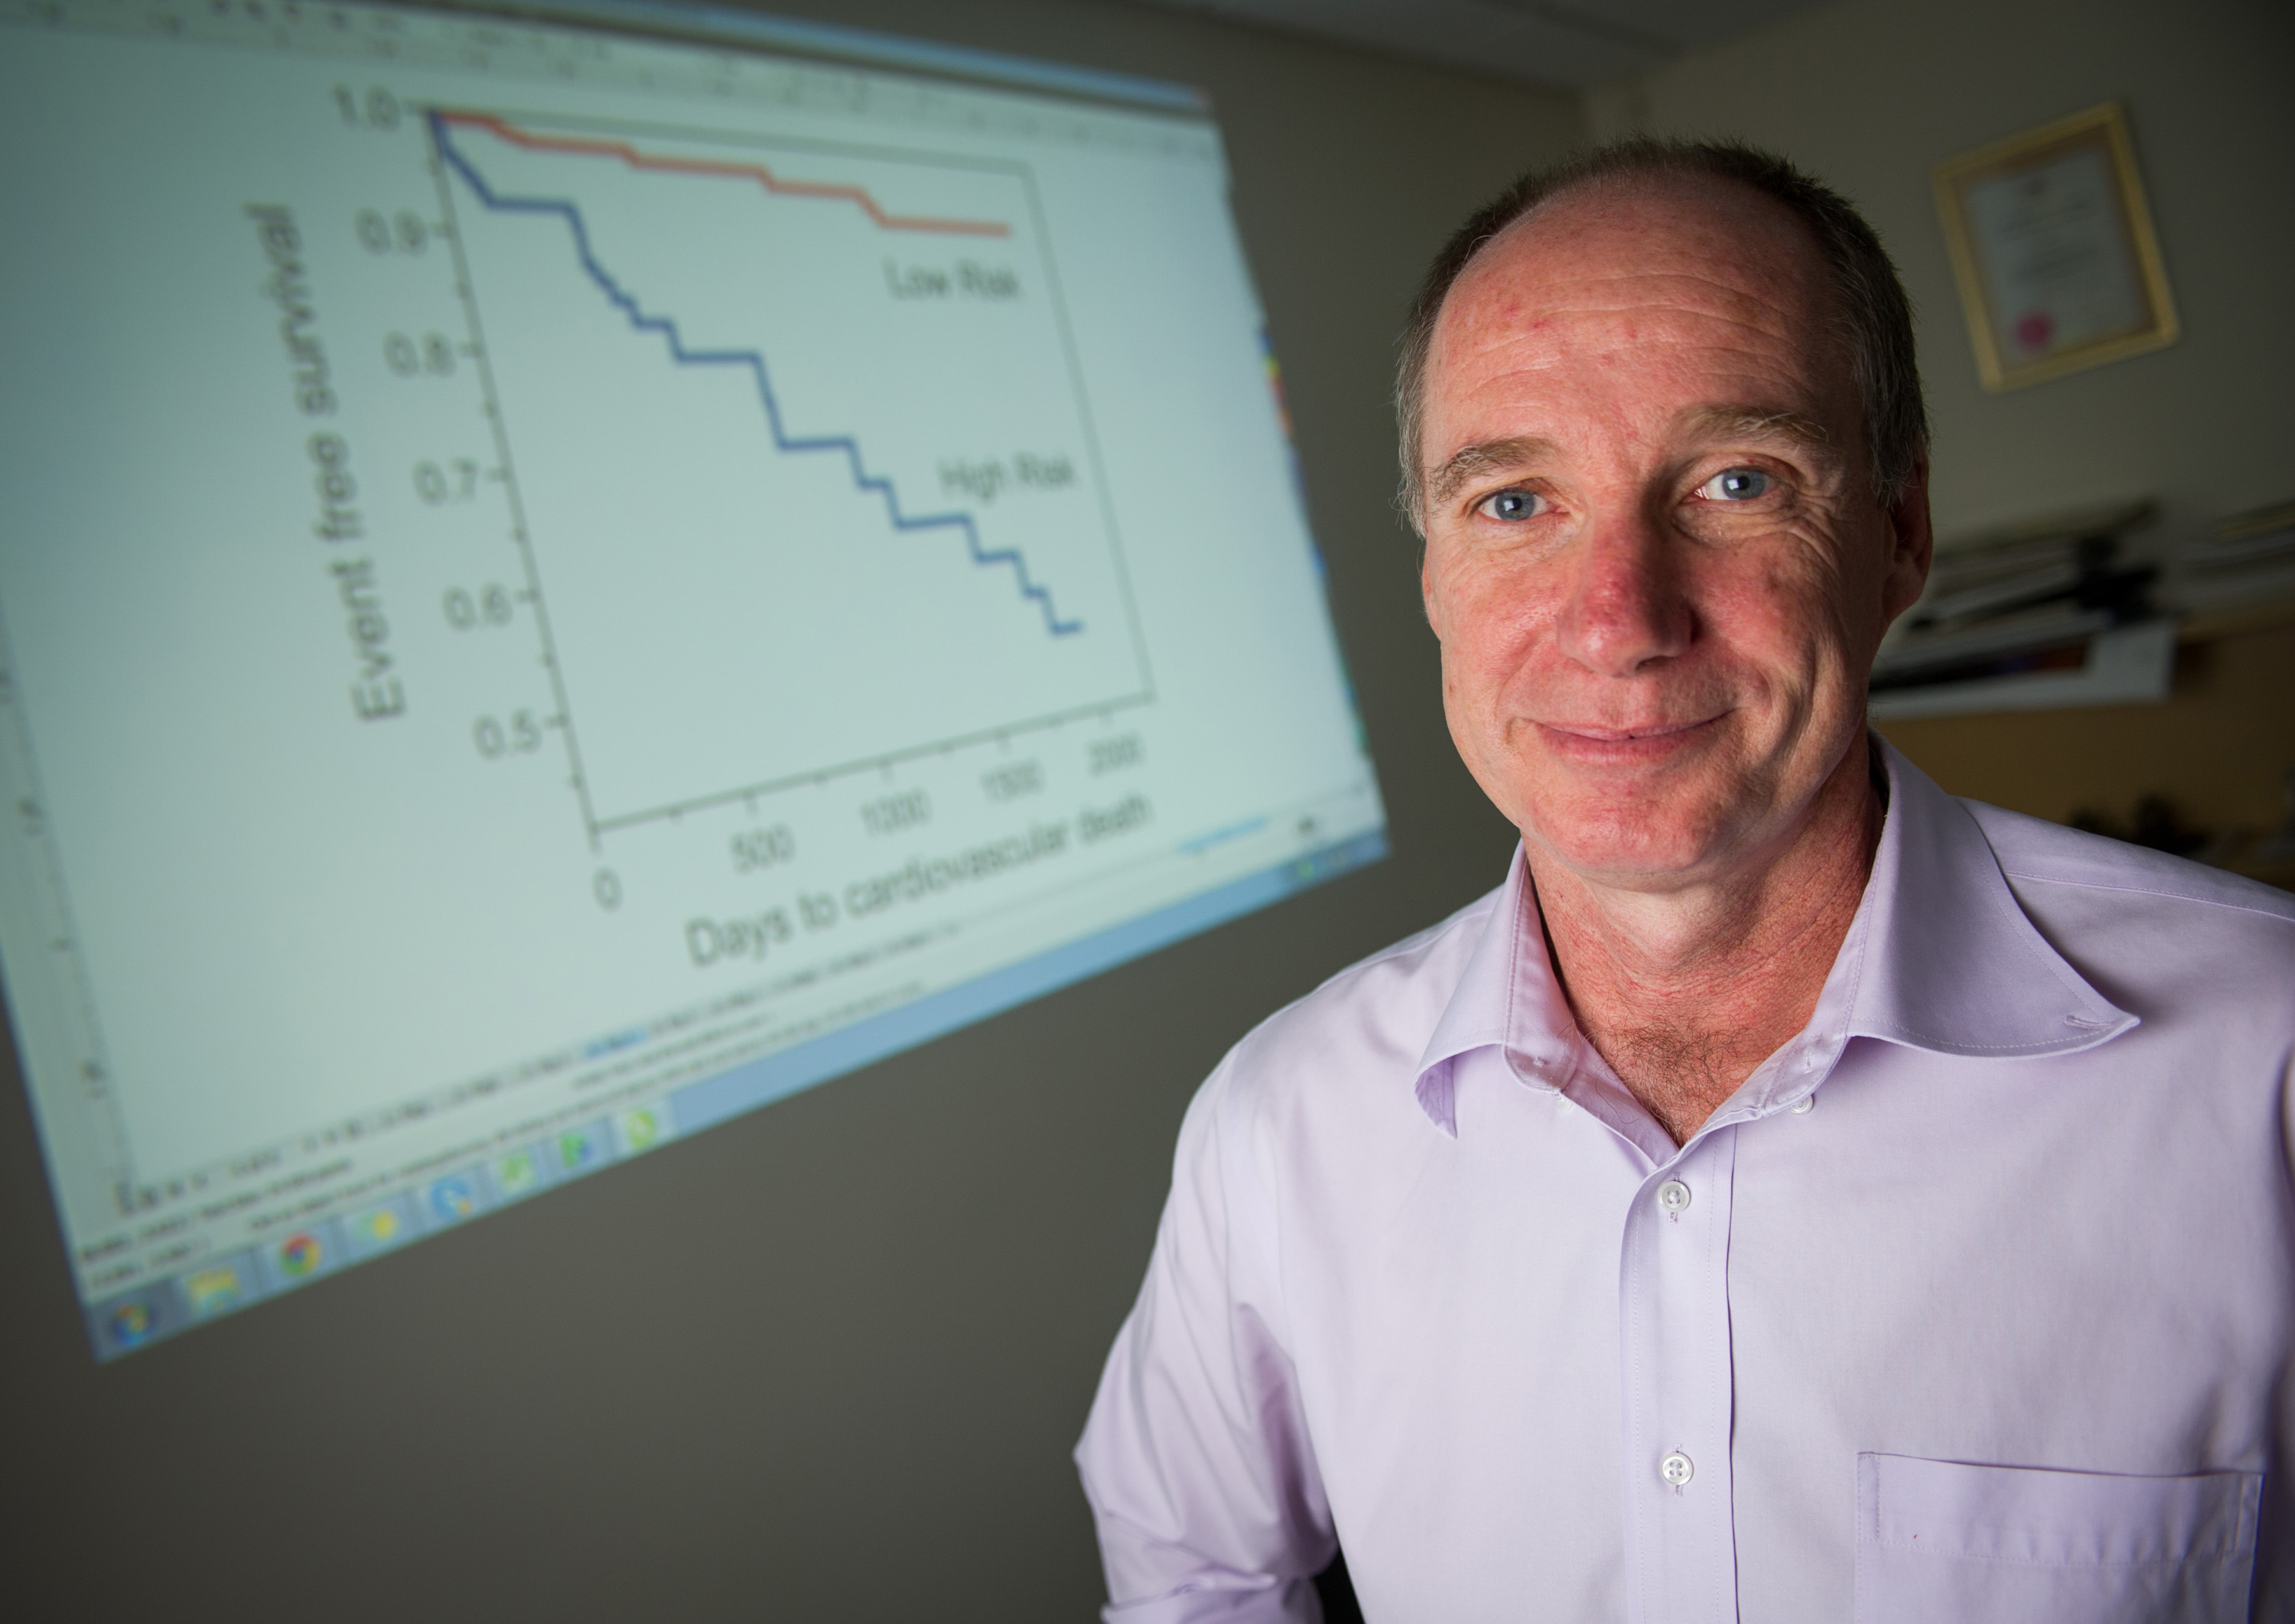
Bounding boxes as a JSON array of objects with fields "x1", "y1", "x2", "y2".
[{"x1": 430, "y1": 111, "x2": 1083, "y2": 637}]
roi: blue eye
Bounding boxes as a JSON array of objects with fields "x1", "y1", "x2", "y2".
[
  {"x1": 1702, "y1": 468, "x2": 1771, "y2": 501},
  {"x1": 1478, "y1": 489, "x2": 1545, "y2": 522}
]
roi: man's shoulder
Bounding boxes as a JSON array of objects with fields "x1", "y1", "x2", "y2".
[
  {"x1": 1961, "y1": 798, "x2": 2295, "y2": 1006},
  {"x1": 1963, "y1": 797, "x2": 2295, "y2": 928},
  {"x1": 1214, "y1": 884, "x2": 1500, "y2": 1109}
]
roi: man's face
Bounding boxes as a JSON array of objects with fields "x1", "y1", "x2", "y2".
[{"x1": 1417, "y1": 178, "x2": 1931, "y2": 890}]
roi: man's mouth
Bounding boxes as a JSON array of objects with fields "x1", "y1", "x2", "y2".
[
  {"x1": 1525, "y1": 714, "x2": 1730, "y2": 769},
  {"x1": 1536, "y1": 715, "x2": 1720, "y2": 745}
]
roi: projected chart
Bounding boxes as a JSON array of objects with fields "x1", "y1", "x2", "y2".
[
  {"x1": 0, "y1": 0, "x2": 1384, "y2": 1359},
  {"x1": 431, "y1": 108, "x2": 1150, "y2": 828}
]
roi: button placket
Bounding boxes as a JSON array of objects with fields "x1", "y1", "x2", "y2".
[{"x1": 1618, "y1": 1129, "x2": 1740, "y2": 1624}]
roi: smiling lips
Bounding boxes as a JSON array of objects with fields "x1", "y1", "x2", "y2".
[
  {"x1": 1533, "y1": 714, "x2": 1724, "y2": 760},
  {"x1": 1544, "y1": 717, "x2": 1714, "y2": 742}
]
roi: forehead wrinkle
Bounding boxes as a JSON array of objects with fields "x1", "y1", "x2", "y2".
[
  {"x1": 1438, "y1": 249, "x2": 1831, "y2": 389},
  {"x1": 1425, "y1": 436, "x2": 1558, "y2": 507},
  {"x1": 1432, "y1": 288, "x2": 1827, "y2": 399}
]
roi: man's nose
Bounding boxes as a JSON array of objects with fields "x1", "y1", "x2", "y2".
[{"x1": 1553, "y1": 509, "x2": 1691, "y2": 678}]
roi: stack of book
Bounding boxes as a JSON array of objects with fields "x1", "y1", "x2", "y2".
[{"x1": 1870, "y1": 499, "x2": 2168, "y2": 721}]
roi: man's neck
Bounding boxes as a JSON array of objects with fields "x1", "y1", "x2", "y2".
[{"x1": 1525, "y1": 740, "x2": 1884, "y2": 1146}]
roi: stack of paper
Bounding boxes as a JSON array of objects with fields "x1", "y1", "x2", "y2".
[
  {"x1": 2167, "y1": 501, "x2": 2295, "y2": 614},
  {"x1": 1869, "y1": 500, "x2": 2168, "y2": 719}
]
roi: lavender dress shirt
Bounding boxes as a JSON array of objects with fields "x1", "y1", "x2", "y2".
[{"x1": 1076, "y1": 741, "x2": 2295, "y2": 1622}]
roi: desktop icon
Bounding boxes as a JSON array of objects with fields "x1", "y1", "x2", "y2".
[
  {"x1": 276, "y1": 1232, "x2": 323, "y2": 1277},
  {"x1": 353, "y1": 1205, "x2": 403, "y2": 1248},
  {"x1": 106, "y1": 1300, "x2": 155, "y2": 1349},
  {"x1": 428, "y1": 1173, "x2": 478, "y2": 1223},
  {"x1": 495, "y1": 1147, "x2": 540, "y2": 1196},
  {"x1": 185, "y1": 1265, "x2": 243, "y2": 1316},
  {"x1": 557, "y1": 1127, "x2": 597, "y2": 1173},
  {"x1": 616, "y1": 1107, "x2": 662, "y2": 1154}
]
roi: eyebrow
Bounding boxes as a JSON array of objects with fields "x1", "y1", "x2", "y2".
[
  {"x1": 1422, "y1": 408, "x2": 1840, "y2": 509},
  {"x1": 1678, "y1": 405, "x2": 1835, "y2": 452},
  {"x1": 1424, "y1": 436, "x2": 1560, "y2": 508}
]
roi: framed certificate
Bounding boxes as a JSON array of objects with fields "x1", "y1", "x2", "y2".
[{"x1": 1934, "y1": 103, "x2": 2179, "y2": 392}]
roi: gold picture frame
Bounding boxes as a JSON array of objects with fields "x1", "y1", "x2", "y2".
[{"x1": 1933, "y1": 103, "x2": 2178, "y2": 392}]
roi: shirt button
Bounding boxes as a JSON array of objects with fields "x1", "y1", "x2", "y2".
[
  {"x1": 1657, "y1": 1180, "x2": 1691, "y2": 1214},
  {"x1": 1660, "y1": 1451, "x2": 1694, "y2": 1487},
  {"x1": 1789, "y1": 1094, "x2": 1815, "y2": 1115}
]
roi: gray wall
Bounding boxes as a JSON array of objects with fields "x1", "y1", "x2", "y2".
[
  {"x1": 1590, "y1": 0, "x2": 2295, "y2": 552},
  {"x1": 0, "y1": 3, "x2": 1571, "y2": 1618}
]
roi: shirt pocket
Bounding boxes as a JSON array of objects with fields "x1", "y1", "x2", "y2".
[{"x1": 1854, "y1": 1453, "x2": 2261, "y2": 1624}]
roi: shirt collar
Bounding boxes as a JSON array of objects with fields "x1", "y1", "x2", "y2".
[
  {"x1": 1411, "y1": 735, "x2": 2137, "y2": 1134},
  {"x1": 1412, "y1": 845, "x2": 1554, "y2": 1133}
]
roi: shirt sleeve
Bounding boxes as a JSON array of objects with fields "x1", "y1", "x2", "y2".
[{"x1": 1075, "y1": 1050, "x2": 1336, "y2": 1623}]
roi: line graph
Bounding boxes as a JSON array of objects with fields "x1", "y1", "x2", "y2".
[
  {"x1": 435, "y1": 111, "x2": 1013, "y2": 237},
  {"x1": 431, "y1": 109, "x2": 1148, "y2": 828},
  {"x1": 432, "y1": 111, "x2": 1082, "y2": 639}
]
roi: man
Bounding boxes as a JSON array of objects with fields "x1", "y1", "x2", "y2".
[{"x1": 1076, "y1": 139, "x2": 2295, "y2": 1622}]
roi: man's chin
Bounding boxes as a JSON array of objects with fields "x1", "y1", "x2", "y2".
[{"x1": 1515, "y1": 792, "x2": 1741, "y2": 890}]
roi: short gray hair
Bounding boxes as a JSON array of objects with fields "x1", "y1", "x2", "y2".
[{"x1": 1395, "y1": 137, "x2": 1927, "y2": 530}]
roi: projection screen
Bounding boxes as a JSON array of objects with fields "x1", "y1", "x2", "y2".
[{"x1": 0, "y1": 0, "x2": 1385, "y2": 1358}]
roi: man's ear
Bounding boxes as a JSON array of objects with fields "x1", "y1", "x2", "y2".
[
  {"x1": 1420, "y1": 538, "x2": 1445, "y2": 638},
  {"x1": 1878, "y1": 454, "x2": 1933, "y2": 632}
]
